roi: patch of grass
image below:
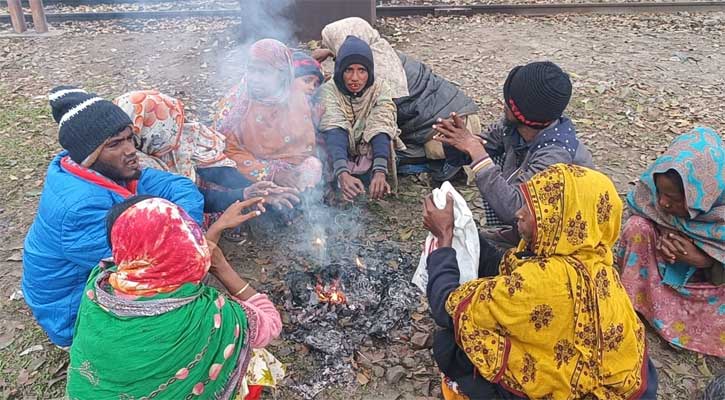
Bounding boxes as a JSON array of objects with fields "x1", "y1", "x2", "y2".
[
  {"x1": 0, "y1": 85, "x2": 58, "y2": 209},
  {"x1": 0, "y1": 90, "x2": 54, "y2": 171},
  {"x1": 0, "y1": 300, "x2": 68, "y2": 399}
]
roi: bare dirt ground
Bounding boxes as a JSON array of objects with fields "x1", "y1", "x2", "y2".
[{"x1": 1, "y1": 11, "x2": 724, "y2": 399}]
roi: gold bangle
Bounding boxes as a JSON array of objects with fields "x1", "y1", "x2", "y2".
[{"x1": 233, "y1": 283, "x2": 250, "y2": 298}]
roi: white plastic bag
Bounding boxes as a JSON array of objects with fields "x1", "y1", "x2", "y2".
[{"x1": 412, "y1": 181, "x2": 480, "y2": 292}]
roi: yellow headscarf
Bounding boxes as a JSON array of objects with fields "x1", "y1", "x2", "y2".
[{"x1": 446, "y1": 164, "x2": 649, "y2": 399}]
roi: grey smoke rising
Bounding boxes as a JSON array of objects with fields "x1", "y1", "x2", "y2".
[
  {"x1": 215, "y1": 0, "x2": 303, "y2": 101},
  {"x1": 238, "y1": 0, "x2": 297, "y2": 44},
  {"x1": 294, "y1": 188, "x2": 366, "y2": 266},
  {"x1": 213, "y1": 1, "x2": 367, "y2": 258}
]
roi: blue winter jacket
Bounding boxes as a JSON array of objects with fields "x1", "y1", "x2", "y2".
[{"x1": 21, "y1": 152, "x2": 204, "y2": 346}]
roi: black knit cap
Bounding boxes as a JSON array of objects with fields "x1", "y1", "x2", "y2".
[
  {"x1": 503, "y1": 61, "x2": 572, "y2": 128},
  {"x1": 333, "y1": 35, "x2": 375, "y2": 97},
  {"x1": 49, "y1": 85, "x2": 132, "y2": 164}
]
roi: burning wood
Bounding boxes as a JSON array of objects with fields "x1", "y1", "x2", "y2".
[
  {"x1": 314, "y1": 277, "x2": 346, "y2": 305},
  {"x1": 263, "y1": 205, "x2": 420, "y2": 397}
]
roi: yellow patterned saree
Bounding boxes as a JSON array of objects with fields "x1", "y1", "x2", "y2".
[{"x1": 446, "y1": 164, "x2": 649, "y2": 399}]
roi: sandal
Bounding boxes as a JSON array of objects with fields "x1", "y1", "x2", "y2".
[{"x1": 222, "y1": 224, "x2": 249, "y2": 243}]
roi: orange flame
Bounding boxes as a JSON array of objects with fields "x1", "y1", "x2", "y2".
[{"x1": 314, "y1": 277, "x2": 346, "y2": 305}]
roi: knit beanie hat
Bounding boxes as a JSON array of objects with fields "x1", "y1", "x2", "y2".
[
  {"x1": 49, "y1": 86, "x2": 132, "y2": 165},
  {"x1": 503, "y1": 61, "x2": 572, "y2": 128},
  {"x1": 334, "y1": 35, "x2": 375, "y2": 97},
  {"x1": 292, "y1": 51, "x2": 324, "y2": 85}
]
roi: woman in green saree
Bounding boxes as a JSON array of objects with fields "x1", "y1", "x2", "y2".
[{"x1": 66, "y1": 196, "x2": 282, "y2": 399}]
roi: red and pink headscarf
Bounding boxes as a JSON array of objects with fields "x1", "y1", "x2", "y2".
[{"x1": 108, "y1": 197, "x2": 210, "y2": 296}]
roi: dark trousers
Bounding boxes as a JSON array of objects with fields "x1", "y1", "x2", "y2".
[
  {"x1": 478, "y1": 233, "x2": 505, "y2": 278},
  {"x1": 433, "y1": 235, "x2": 524, "y2": 399},
  {"x1": 196, "y1": 167, "x2": 251, "y2": 213}
]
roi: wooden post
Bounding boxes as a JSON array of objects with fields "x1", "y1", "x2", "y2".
[
  {"x1": 29, "y1": 0, "x2": 49, "y2": 34},
  {"x1": 6, "y1": 0, "x2": 27, "y2": 34}
]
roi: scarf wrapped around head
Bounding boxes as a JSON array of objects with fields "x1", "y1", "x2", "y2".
[
  {"x1": 114, "y1": 90, "x2": 234, "y2": 182},
  {"x1": 247, "y1": 39, "x2": 295, "y2": 103},
  {"x1": 518, "y1": 164, "x2": 621, "y2": 262},
  {"x1": 214, "y1": 39, "x2": 295, "y2": 138},
  {"x1": 321, "y1": 17, "x2": 409, "y2": 98},
  {"x1": 67, "y1": 197, "x2": 252, "y2": 399},
  {"x1": 292, "y1": 51, "x2": 324, "y2": 84},
  {"x1": 115, "y1": 90, "x2": 185, "y2": 156},
  {"x1": 627, "y1": 127, "x2": 725, "y2": 264},
  {"x1": 445, "y1": 164, "x2": 648, "y2": 399},
  {"x1": 213, "y1": 39, "x2": 318, "y2": 181},
  {"x1": 109, "y1": 197, "x2": 210, "y2": 296}
]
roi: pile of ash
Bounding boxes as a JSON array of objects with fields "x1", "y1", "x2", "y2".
[
  {"x1": 280, "y1": 239, "x2": 419, "y2": 397},
  {"x1": 285, "y1": 243, "x2": 417, "y2": 344},
  {"x1": 238, "y1": 201, "x2": 424, "y2": 398}
]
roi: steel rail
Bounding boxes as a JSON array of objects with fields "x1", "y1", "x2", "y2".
[
  {"x1": 0, "y1": 9, "x2": 241, "y2": 22},
  {"x1": 377, "y1": 2, "x2": 725, "y2": 16},
  {"x1": 1, "y1": 2, "x2": 725, "y2": 24}
]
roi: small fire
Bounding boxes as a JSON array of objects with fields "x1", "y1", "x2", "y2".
[
  {"x1": 313, "y1": 237, "x2": 324, "y2": 247},
  {"x1": 314, "y1": 278, "x2": 347, "y2": 305},
  {"x1": 355, "y1": 256, "x2": 366, "y2": 271}
]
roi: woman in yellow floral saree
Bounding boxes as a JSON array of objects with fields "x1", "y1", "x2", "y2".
[{"x1": 423, "y1": 164, "x2": 657, "y2": 399}]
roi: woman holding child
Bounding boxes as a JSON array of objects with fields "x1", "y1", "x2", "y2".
[{"x1": 215, "y1": 39, "x2": 323, "y2": 192}]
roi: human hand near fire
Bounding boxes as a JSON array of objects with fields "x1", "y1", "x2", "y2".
[
  {"x1": 423, "y1": 193, "x2": 454, "y2": 248},
  {"x1": 338, "y1": 171, "x2": 366, "y2": 202},
  {"x1": 312, "y1": 48, "x2": 334, "y2": 63},
  {"x1": 243, "y1": 181, "x2": 300, "y2": 210},
  {"x1": 206, "y1": 198, "x2": 265, "y2": 244},
  {"x1": 272, "y1": 168, "x2": 302, "y2": 191},
  {"x1": 432, "y1": 112, "x2": 488, "y2": 162},
  {"x1": 209, "y1": 243, "x2": 232, "y2": 276},
  {"x1": 370, "y1": 171, "x2": 391, "y2": 200}
]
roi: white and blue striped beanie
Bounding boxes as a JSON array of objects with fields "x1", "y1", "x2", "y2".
[{"x1": 49, "y1": 85, "x2": 132, "y2": 164}]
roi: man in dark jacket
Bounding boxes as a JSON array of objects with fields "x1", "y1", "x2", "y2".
[
  {"x1": 434, "y1": 61, "x2": 593, "y2": 246},
  {"x1": 22, "y1": 86, "x2": 204, "y2": 347},
  {"x1": 394, "y1": 53, "x2": 478, "y2": 167}
]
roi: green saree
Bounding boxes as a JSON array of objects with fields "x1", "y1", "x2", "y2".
[{"x1": 66, "y1": 263, "x2": 251, "y2": 399}]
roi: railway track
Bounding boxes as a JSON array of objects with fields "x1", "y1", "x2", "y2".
[
  {"x1": 379, "y1": 2, "x2": 725, "y2": 16},
  {"x1": 1, "y1": 2, "x2": 725, "y2": 24}
]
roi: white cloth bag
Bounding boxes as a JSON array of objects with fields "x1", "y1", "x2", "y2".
[{"x1": 412, "y1": 181, "x2": 480, "y2": 292}]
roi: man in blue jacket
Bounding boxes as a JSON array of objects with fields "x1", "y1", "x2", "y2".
[{"x1": 22, "y1": 86, "x2": 204, "y2": 348}]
